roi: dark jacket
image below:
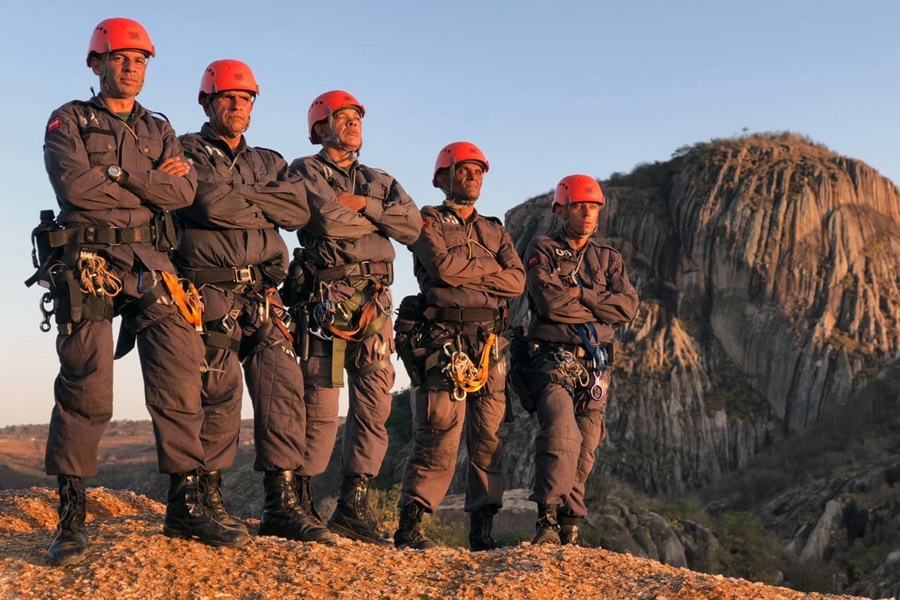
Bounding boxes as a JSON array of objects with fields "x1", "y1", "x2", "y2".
[
  {"x1": 413, "y1": 204, "x2": 525, "y2": 310},
  {"x1": 289, "y1": 150, "x2": 421, "y2": 270},
  {"x1": 525, "y1": 233, "x2": 639, "y2": 345},
  {"x1": 43, "y1": 95, "x2": 197, "y2": 271},
  {"x1": 176, "y1": 124, "x2": 309, "y2": 274}
]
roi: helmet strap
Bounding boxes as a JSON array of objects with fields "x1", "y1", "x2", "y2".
[
  {"x1": 319, "y1": 109, "x2": 361, "y2": 160},
  {"x1": 561, "y1": 205, "x2": 598, "y2": 241},
  {"x1": 440, "y1": 158, "x2": 475, "y2": 207}
]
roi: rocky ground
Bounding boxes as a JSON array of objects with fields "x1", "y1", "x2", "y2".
[{"x1": 0, "y1": 488, "x2": 878, "y2": 600}]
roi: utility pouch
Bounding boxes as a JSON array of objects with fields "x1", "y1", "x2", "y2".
[
  {"x1": 507, "y1": 326, "x2": 539, "y2": 414},
  {"x1": 54, "y1": 267, "x2": 84, "y2": 327},
  {"x1": 152, "y1": 211, "x2": 177, "y2": 252},
  {"x1": 394, "y1": 293, "x2": 427, "y2": 387},
  {"x1": 280, "y1": 247, "x2": 313, "y2": 308}
]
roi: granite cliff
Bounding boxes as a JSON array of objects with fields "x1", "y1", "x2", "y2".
[{"x1": 493, "y1": 132, "x2": 900, "y2": 497}]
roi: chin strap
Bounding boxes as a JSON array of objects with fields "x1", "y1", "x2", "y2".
[{"x1": 319, "y1": 109, "x2": 362, "y2": 159}]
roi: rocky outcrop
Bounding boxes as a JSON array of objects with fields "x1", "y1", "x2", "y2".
[
  {"x1": 496, "y1": 133, "x2": 900, "y2": 496},
  {"x1": 0, "y1": 487, "x2": 868, "y2": 600}
]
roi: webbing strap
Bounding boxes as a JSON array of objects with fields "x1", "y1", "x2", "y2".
[
  {"x1": 323, "y1": 283, "x2": 388, "y2": 342},
  {"x1": 203, "y1": 331, "x2": 241, "y2": 354},
  {"x1": 47, "y1": 225, "x2": 154, "y2": 247},
  {"x1": 183, "y1": 265, "x2": 264, "y2": 287},
  {"x1": 239, "y1": 318, "x2": 274, "y2": 362},
  {"x1": 331, "y1": 338, "x2": 346, "y2": 388},
  {"x1": 114, "y1": 280, "x2": 168, "y2": 360}
]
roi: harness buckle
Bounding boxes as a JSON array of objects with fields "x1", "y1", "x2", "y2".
[{"x1": 234, "y1": 266, "x2": 255, "y2": 283}]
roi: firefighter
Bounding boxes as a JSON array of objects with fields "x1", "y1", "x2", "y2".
[
  {"x1": 175, "y1": 60, "x2": 330, "y2": 543},
  {"x1": 393, "y1": 142, "x2": 525, "y2": 550},
  {"x1": 39, "y1": 19, "x2": 246, "y2": 566},
  {"x1": 521, "y1": 175, "x2": 639, "y2": 545},
  {"x1": 287, "y1": 90, "x2": 422, "y2": 544}
]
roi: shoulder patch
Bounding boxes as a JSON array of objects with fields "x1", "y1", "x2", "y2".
[
  {"x1": 527, "y1": 254, "x2": 540, "y2": 268},
  {"x1": 422, "y1": 217, "x2": 429, "y2": 230},
  {"x1": 47, "y1": 115, "x2": 61, "y2": 133}
]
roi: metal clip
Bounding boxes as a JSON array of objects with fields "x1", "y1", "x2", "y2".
[
  {"x1": 234, "y1": 266, "x2": 254, "y2": 283},
  {"x1": 590, "y1": 372, "x2": 607, "y2": 402},
  {"x1": 39, "y1": 292, "x2": 54, "y2": 332}
]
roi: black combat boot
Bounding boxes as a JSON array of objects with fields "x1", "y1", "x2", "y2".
[
  {"x1": 531, "y1": 504, "x2": 561, "y2": 545},
  {"x1": 163, "y1": 470, "x2": 249, "y2": 547},
  {"x1": 559, "y1": 515, "x2": 582, "y2": 546},
  {"x1": 469, "y1": 506, "x2": 503, "y2": 551},
  {"x1": 327, "y1": 475, "x2": 391, "y2": 545},
  {"x1": 258, "y1": 470, "x2": 332, "y2": 543},
  {"x1": 394, "y1": 502, "x2": 438, "y2": 550},
  {"x1": 48, "y1": 475, "x2": 87, "y2": 566},
  {"x1": 294, "y1": 474, "x2": 323, "y2": 525},
  {"x1": 201, "y1": 470, "x2": 249, "y2": 537}
]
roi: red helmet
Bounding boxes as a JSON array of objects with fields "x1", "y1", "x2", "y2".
[
  {"x1": 86, "y1": 18, "x2": 155, "y2": 67},
  {"x1": 432, "y1": 142, "x2": 489, "y2": 187},
  {"x1": 552, "y1": 175, "x2": 605, "y2": 210},
  {"x1": 307, "y1": 90, "x2": 365, "y2": 144},
  {"x1": 198, "y1": 59, "x2": 259, "y2": 104}
]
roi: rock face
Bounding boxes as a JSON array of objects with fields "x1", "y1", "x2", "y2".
[{"x1": 494, "y1": 133, "x2": 900, "y2": 497}]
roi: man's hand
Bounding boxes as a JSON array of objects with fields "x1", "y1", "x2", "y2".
[
  {"x1": 335, "y1": 192, "x2": 366, "y2": 212},
  {"x1": 156, "y1": 157, "x2": 192, "y2": 177}
]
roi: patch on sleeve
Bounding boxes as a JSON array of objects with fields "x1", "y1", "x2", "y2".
[
  {"x1": 47, "y1": 116, "x2": 61, "y2": 134},
  {"x1": 527, "y1": 254, "x2": 539, "y2": 267},
  {"x1": 422, "y1": 217, "x2": 429, "y2": 229}
]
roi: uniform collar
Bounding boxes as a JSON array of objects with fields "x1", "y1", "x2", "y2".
[
  {"x1": 316, "y1": 148, "x2": 358, "y2": 175},
  {"x1": 89, "y1": 94, "x2": 148, "y2": 121},
  {"x1": 199, "y1": 122, "x2": 247, "y2": 157}
]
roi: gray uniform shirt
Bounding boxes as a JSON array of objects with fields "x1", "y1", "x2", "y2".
[
  {"x1": 289, "y1": 150, "x2": 421, "y2": 270},
  {"x1": 525, "y1": 233, "x2": 639, "y2": 345},
  {"x1": 176, "y1": 123, "x2": 310, "y2": 273},
  {"x1": 43, "y1": 95, "x2": 197, "y2": 272}
]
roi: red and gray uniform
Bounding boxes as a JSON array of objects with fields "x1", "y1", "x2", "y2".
[
  {"x1": 524, "y1": 233, "x2": 638, "y2": 519},
  {"x1": 176, "y1": 124, "x2": 311, "y2": 472},
  {"x1": 289, "y1": 150, "x2": 422, "y2": 477},
  {"x1": 43, "y1": 95, "x2": 202, "y2": 477},
  {"x1": 399, "y1": 204, "x2": 525, "y2": 513}
]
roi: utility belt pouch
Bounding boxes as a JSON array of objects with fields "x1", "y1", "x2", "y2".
[
  {"x1": 281, "y1": 247, "x2": 314, "y2": 308},
  {"x1": 152, "y1": 211, "x2": 177, "y2": 252},
  {"x1": 55, "y1": 268, "x2": 84, "y2": 327},
  {"x1": 394, "y1": 294, "x2": 427, "y2": 387},
  {"x1": 506, "y1": 326, "x2": 539, "y2": 414}
]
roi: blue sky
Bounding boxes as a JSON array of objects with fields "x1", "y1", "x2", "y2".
[{"x1": 1, "y1": 1, "x2": 897, "y2": 426}]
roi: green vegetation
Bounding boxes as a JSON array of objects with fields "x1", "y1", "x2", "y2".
[{"x1": 716, "y1": 512, "x2": 782, "y2": 584}]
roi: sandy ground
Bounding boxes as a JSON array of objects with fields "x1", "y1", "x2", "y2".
[{"x1": 0, "y1": 487, "x2": 874, "y2": 600}]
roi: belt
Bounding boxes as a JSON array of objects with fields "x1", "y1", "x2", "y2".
[
  {"x1": 48, "y1": 225, "x2": 155, "y2": 247},
  {"x1": 532, "y1": 340, "x2": 606, "y2": 359},
  {"x1": 314, "y1": 261, "x2": 392, "y2": 284},
  {"x1": 182, "y1": 265, "x2": 264, "y2": 286},
  {"x1": 423, "y1": 306, "x2": 502, "y2": 323}
]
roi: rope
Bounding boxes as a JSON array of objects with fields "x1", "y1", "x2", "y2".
[
  {"x1": 77, "y1": 255, "x2": 122, "y2": 297},
  {"x1": 442, "y1": 333, "x2": 497, "y2": 401}
]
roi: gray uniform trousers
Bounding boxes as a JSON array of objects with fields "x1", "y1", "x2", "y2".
[
  {"x1": 46, "y1": 264, "x2": 205, "y2": 477},
  {"x1": 399, "y1": 322, "x2": 507, "y2": 514},
  {"x1": 528, "y1": 354, "x2": 610, "y2": 519},
  {"x1": 199, "y1": 285, "x2": 306, "y2": 472},
  {"x1": 300, "y1": 316, "x2": 395, "y2": 477}
]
